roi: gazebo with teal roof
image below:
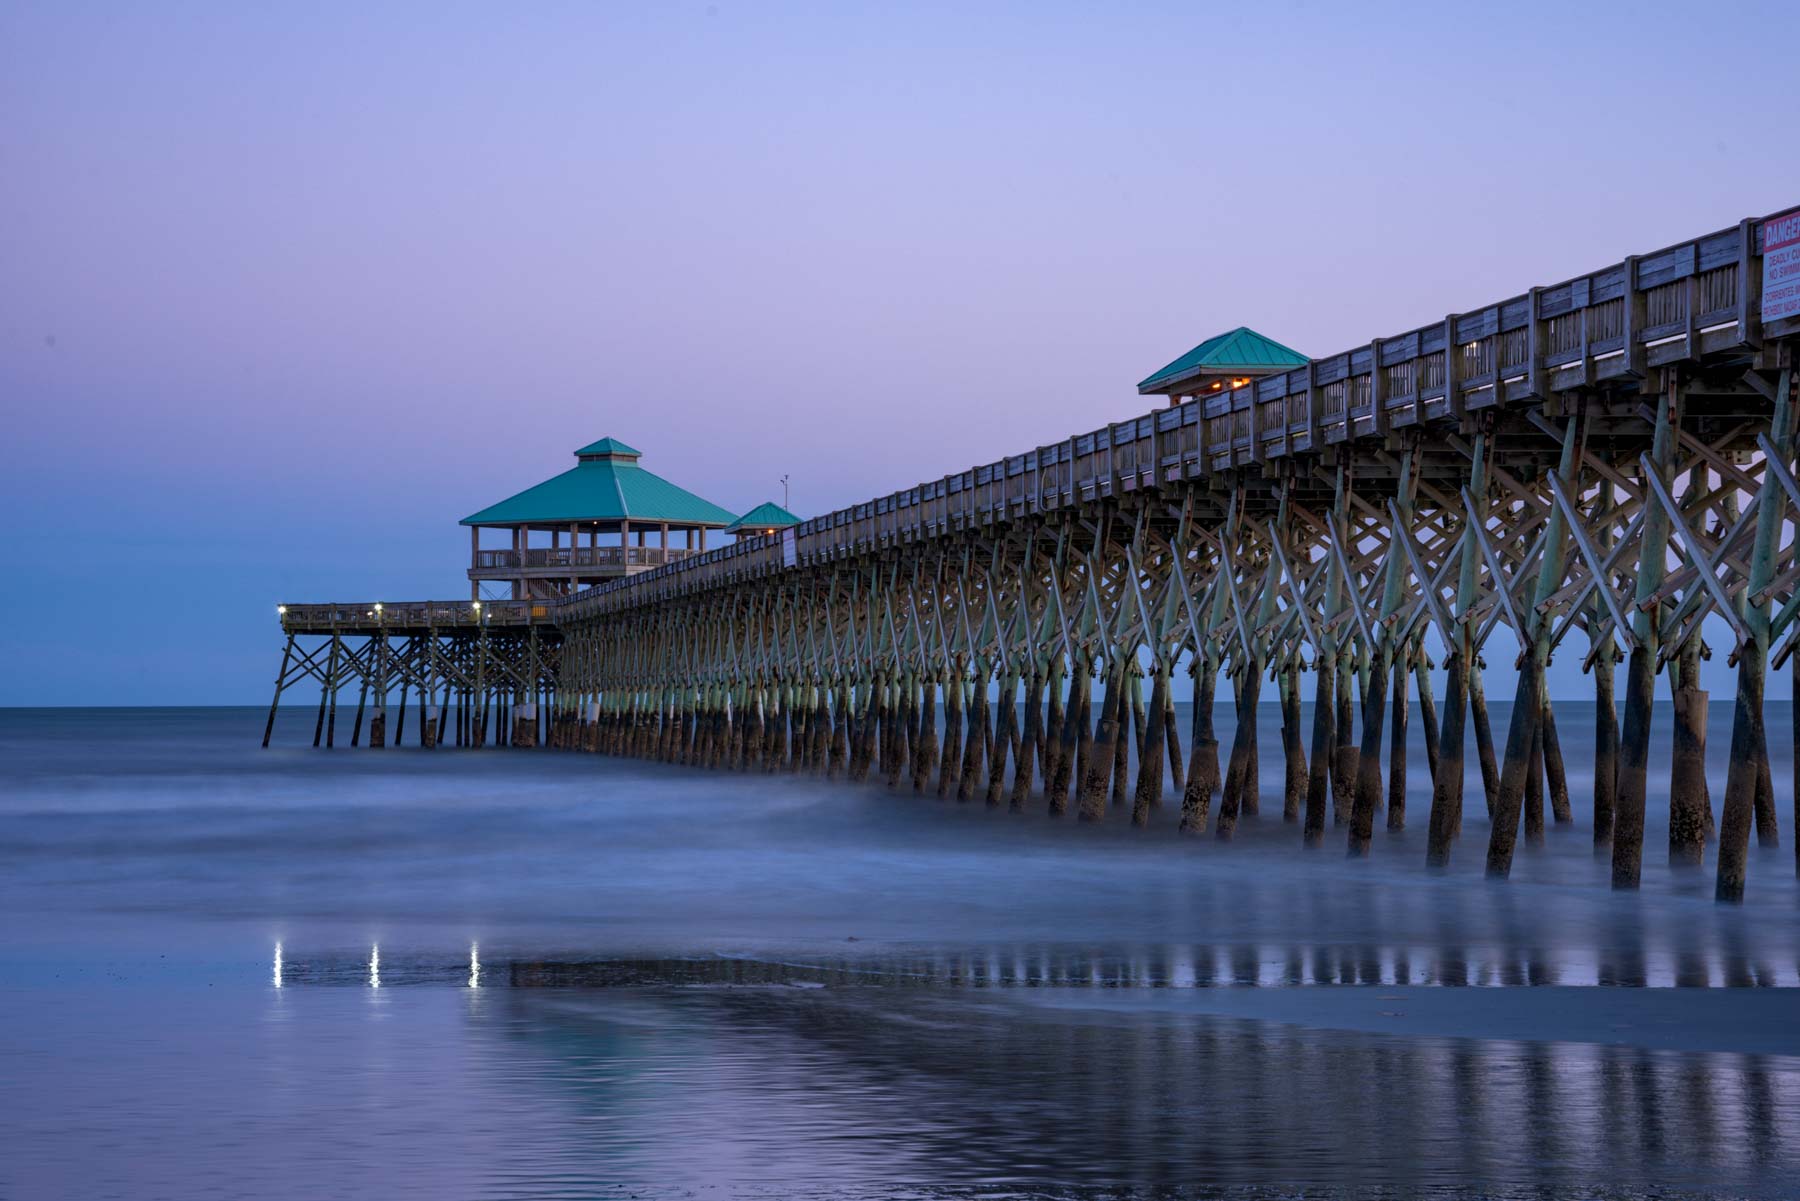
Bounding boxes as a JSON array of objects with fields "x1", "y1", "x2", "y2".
[
  {"x1": 460, "y1": 437, "x2": 737, "y2": 600},
  {"x1": 1136, "y1": 326, "x2": 1309, "y2": 404},
  {"x1": 725, "y1": 501, "x2": 802, "y2": 540}
]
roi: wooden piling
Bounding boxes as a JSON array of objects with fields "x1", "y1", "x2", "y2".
[
  {"x1": 1614, "y1": 381, "x2": 1678, "y2": 890},
  {"x1": 986, "y1": 666, "x2": 1018, "y2": 806},
  {"x1": 1522, "y1": 705, "x2": 1545, "y2": 848},
  {"x1": 1042, "y1": 656, "x2": 1067, "y2": 801},
  {"x1": 1718, "y1": 367, "x2": 1792, "y2": 901},
  {"x1": 1669, "y1": 682, "x2": 1710, "y2": 867},
  {"x1": 1332, "y1": 643, "x2": 1357, "y2": 824},
  {"x1": 1189, "y1": 650, "x2": 1223, "y2": 822},
  {"x1": 1592, "y1": 645, "x2": 1619, "y2": 851},
  {"x1": 1218, "y1": 664, "x2": 1262, "y2": 841},
  {"x1": 1110, "y1": 661, "x2": 1137, "y2": 808},
  {"x1": 1386, "y1": 650, "x2": 1408, "y2": 830},
  {"x1": 1424, "y1": 650, "x2": 1469, "y2": 868},
  {"x1": 1050, "y1": 655, "x2": 1086, "y2": 815},
  {"x1": 1163, "y1": 674, "x2": 1185, "y2": 796},
  {"x1": 1279, "y1": 658, "x2": 1304, "y2": 823},
  {"x1": 913, "y1": 677, "x2": 938, "y2": 791},
  {"x1": 1011, "y1": 668, "x2": 1044, "y2": 810},
  {"x1": 1412, "y1": 638, "x2": 1440, "y2": 782},
  {"x1": 1080, "y1": 656, "x2": 1125, "y2": 822},
  {"x1": 263, "y1": 635, "x2": 293, "y2": 749},
  {"x1": 1486, "y1": 416, "x2": 1576, "y2": 879},
  {"x1": 958, "y1": 658, "x2": 990, "y2": 801},
  {"x1": 1302, "y1": 646, "x2": 1333, "y2": 846},
  {"x1": 1132, "y1": 658, "x2": 1170, "y2": 825},
  {"x1": 937, "y1": 668, "x2": 963, "y2": 797},
  {"x1": 1468, "y1": 673, "x2": 1500, "y2": 819}
]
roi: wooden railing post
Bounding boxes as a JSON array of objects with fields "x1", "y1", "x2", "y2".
[
  {"x1": 1369, "y1": 339, "x2": 1389, "y2": 440},
  {"x1": 1623, "y1": 254, "x2": 1648, "y2": 378},
  {"x1": 1443, "y1": 317, "x2": 1465, "y2": 424},
  {"x1": 1738, "y1": 216, "x2": 1764, "y2": 348},
  {"x1": 1527, "y1": 286, "x2": 1547, "y2": 405},
  {"x1": 1247, "y1": 387, "x2": 1265, "y2": 464},
  {"x1": 1304, "y1": 361, "x2": 1321, "y2": 448}
]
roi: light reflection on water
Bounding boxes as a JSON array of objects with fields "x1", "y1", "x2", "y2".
[{"x1": 4, "y1": 707, "x2": 1800, "y2": 1199}]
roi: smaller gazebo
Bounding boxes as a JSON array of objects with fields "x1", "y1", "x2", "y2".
[
  {"x1": 1136, "y1": 326, "x2": 1308, "y2": 405},
  {"x1": 461, "y1": 437, "x2": 736, "y2": 600},
  {"x1": 725, "y1": 501, "x2": 802, "y2": 540}
]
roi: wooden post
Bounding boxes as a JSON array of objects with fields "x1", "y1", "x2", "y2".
[
  {"x1": 350, "y1": 646, "x2": 370, "y2": 748},
  {"x1": 830, "y1": 679, "x2": 850, "y2": 779},
  {"x1": 1350, "y1": 448, "x2": 1413, "y2": 853},
  {"x1": 1718, "y1": 366, "x2": 1792, "y2": 901},
  {"x1": 263, "y1": 635, "x2": 293, "y2": 748},
  {"x1": 1425, "y1": 649, "x2": 1469, "y2": 869},
  {"x1": 1132, "y1": 656, "x2": 1170, "y2": 825},
  {"x1": 1487, "y1": 417, "x2": 1576, "y2": 878},
  {"x1": 1303, "y1": 642, "x2": 1334, "y2": 846},
  {"x1": 914, "y1": 676, "x2": 939, "y2": 792},
  {"x1": 1181, "y1": 657, "x2": 1216, "y2": 834},
  {"x1": 1042, "y1": 654, "x2": 1067, "y2": 803},
  {"x1": 1540, "y1": 695, "x2": 1570, "y2": 824},
  {"x1": 323, "y1": 634, "x2": 344, "y2": 749},
  {"x1": 1116, "y1": 662, "x2": 1144, "y2": 813},
  {"x1": 1385, "y1": 648, "x2": 1408, "y2": 830},
  {"x1": 1522, "y1": 700, "x2": 1545, "y2": 846},
  {"x1": 1080, "y1": 654, "x2": 1125, "y2": 822},
  {"x1": 369, "y1": 633, "x2": 388, "y2": 749},
  {"x1": 1163, "y1": 670, "x2": 1186, "y2": 796},
  {"x1": 394, "y1": 655, "x2": 409, "y2": 746},
  {"x1": 1613, "y1": 378, "x2": 1678, "y2": 890},
  {"x1": 987, "y1": 664, "x2": 1019, "y2": 806},
  {"x1": 1412, "y1": 637, "x2": 1440, "y2": 783},
  {"x1": 1468, "y1": 673, "x2": 1500, "y2": 817},
  {"x1": 1669, "y1": 676, "x2": 1709, "y2": 867},
  {"x1": 1190, "y1": 590, "x2": 1228, "y2": 822},
  {"x1": 937, "y1": 665, "x2": 963, "y2": 796},
  {"x1": 1011, "y1": 665, "x2": 1044, "y2": 810},
  {"x1": 1049, "y1": 652, "x2": 1085, "y2": 816},
  {"x1": 959, "y1": 657, "x2": 990, "y2": 801},
  {"x1": 1217, "y1": 663, "x2": 1261, "y2": 840},
  {"x1": 1114, "y1": 659, "x2": 1141, "y2": 808}
]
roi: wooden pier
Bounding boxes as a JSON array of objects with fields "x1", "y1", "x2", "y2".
[
  {"x1": 273, "y1": 204, "x2": 1800, "y2": 902},
  {"x1": 268, "y1": 601, "x2": 560, "y2": 751}
]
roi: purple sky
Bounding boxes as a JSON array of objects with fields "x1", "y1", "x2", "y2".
[{"x1": 3, "y1": 1, "x2": 1798, "y2": 704}]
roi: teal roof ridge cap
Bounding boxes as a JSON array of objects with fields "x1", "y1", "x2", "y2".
[{"x1": 575, "y1": 436, "x2": 641, "y2": 457}]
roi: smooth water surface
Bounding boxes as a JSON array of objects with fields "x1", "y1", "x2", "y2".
[{"x1": 3, "y1": 705, "x2": 1799, "y2": 1200}]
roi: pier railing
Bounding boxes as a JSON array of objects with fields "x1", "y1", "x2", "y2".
[
  {"x1": 279, "y1": 600, "x2": 546, "y2": 632},
  {"x1": 560, "y1": 208, "x2": 1795, "y2": 620},
  {"x1": 473, "y1": 546, "x2": 697, "y2": 571}
]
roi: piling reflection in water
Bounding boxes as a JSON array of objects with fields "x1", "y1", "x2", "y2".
[{"x1": 446, "y1": 969, "x2": 1800, "y2": 1198}]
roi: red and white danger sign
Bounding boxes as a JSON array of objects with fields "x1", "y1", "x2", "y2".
[{"x1": 1763, "y1": 208, "x2": 1800, "y2": 324}]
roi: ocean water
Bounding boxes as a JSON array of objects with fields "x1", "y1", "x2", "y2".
[{"x1": 2, "y1": 703, "x2": 1799, "y2": 1200}]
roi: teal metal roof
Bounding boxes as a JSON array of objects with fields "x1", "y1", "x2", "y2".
[
  {"x1": 1137, "y1": 326, "x2": 1309, "y2": 393},
  {"x1": 725, "y1": 501, "x2": 802, "y2": 534},
  {"x1": 461, "y1": 440, "x2": 736, "y2": 527},
  {"x1": 575, "y1": 436, "x2": 640, "y2": 458}
]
